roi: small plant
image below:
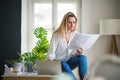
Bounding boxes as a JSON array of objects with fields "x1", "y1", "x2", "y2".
[{"x1": 5, "y1": 59, "x2": 19, "y2": 67}]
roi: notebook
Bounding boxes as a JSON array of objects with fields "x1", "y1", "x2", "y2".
[{"x1": 36, "y1": 60, "x2": 62, "y2": 75}]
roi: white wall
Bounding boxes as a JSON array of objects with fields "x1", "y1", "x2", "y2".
[
  {"x1": 119, "y1": 0, "x2": 120, "y2": 18},
  {"x1": 82, "y1": 0, "x2": 119, "y2": 34},
  {"x1": 81, "y1": 0, "x2": 120, "y2": 67}
]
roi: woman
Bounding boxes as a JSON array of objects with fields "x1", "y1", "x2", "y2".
[{"x1": 47, "y1": 12, "x2": 88, "y2": 80}]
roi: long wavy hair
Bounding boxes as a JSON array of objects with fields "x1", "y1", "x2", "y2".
[{"x1": 54, "y1": 12, "x2": 77, "y2": 38}]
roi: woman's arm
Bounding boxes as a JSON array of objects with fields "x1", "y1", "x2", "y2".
[{"x1": 47, "y1": 33, "x2": 59, "y2": 60}]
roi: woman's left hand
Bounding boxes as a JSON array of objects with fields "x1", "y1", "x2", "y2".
[{"x1": 76, "y1": 48, "x2": 84, "y2": 55}]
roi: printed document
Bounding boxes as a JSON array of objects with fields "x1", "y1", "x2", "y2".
[{"x1": 68, "y1": 33, "x2": 99, "y2": 50}]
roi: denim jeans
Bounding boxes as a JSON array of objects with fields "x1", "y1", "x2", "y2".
[{"x1": 61, "y1": 55, "x2": 88, "y2": 80}]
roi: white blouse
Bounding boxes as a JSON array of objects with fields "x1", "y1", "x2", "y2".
[{"x1": 47, "y1": 31, "x2": 77, "y2": 61}]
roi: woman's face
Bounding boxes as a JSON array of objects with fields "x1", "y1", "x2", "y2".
[{"x1": 67, "y1": 17, "x2": 77, "y2": 31}]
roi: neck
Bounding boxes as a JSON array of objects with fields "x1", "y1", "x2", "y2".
[{"x1": 66, "y1": 30, "x2": 72, "y2": 35}]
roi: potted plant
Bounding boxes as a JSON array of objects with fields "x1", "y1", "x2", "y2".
[
  {"x1": 5, "y1": 59, "x2": 23, "y2": 73},
  {"x1": 18, "y1": 27, "x2": 50, "y2": 71}
]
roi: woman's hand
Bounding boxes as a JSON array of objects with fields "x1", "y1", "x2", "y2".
[{"x1": 75, "y1": 48, "x2": 84, "y2": 55}]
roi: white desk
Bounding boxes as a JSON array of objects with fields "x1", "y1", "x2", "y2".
[{"x1": 2, "y1": 72, "x2": 63, "y2": 80}]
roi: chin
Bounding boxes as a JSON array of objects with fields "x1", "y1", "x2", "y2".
[
  {"x1": 70, "y1": 28, "x2": 75, "y2": 31},
  {"x1": 68, "y1": 27, "x2": 75, "y2": 31}
]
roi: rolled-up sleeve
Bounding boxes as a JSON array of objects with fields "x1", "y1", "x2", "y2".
[{"x1": 47, "y1": 33, "x2": 59, "y2": 60}]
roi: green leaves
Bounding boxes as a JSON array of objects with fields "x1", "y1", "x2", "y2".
[
  {"x1": 36, "y1": 38, "x2": 49, "y2": 52},
  {"x1": 34, "y1": 27, "x2": 47, "y2": 39},
  {"x1": 20, "y1": 52, "x2": 37, "y2": 65},
  {"x1": 32, "y1": 27, "x2": 50, "y2": 60},
  {"x1": 19, "y1": 27, "x2": 50, "y2": 65}
]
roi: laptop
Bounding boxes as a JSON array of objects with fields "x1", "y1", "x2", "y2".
[{"x1": 36, "y1": 60, "x2": 62, "y2": 75}]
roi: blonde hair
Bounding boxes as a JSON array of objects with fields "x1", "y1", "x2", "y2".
[{"x1": 54, "y1": 12, "x2": 77, "y2": 37}]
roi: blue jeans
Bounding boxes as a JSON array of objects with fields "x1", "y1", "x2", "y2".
[{"x1": 61, "y1": 55, "x2": 88, "y2": 80}]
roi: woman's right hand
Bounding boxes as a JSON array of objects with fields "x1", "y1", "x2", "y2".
[{"x1": 75, "y1": 48, "x2": 84, "y2": 55}]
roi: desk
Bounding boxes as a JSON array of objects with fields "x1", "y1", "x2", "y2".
[
  {"x1": 2, "y1": 73, "x2": 63, "y2": 80},
  {"x1": 3, "y1": 76, "x2": 61, "y2": 80}
]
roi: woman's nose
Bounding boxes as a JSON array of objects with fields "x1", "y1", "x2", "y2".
[{"x1": 70, "y1": 22, "x2": 74, "y2": 26}]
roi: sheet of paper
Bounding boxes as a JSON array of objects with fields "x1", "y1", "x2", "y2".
[
  {"x1": 68, "y1": 33, "x2": 99, "y2": 50},
  {"x1": 84, "y1": 34, "x2": 99, "y2": 50}
]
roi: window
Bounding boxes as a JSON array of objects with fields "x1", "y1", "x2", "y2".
[{"x1": 21, "y1": 0, "x2": 81, "y2": 53}]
